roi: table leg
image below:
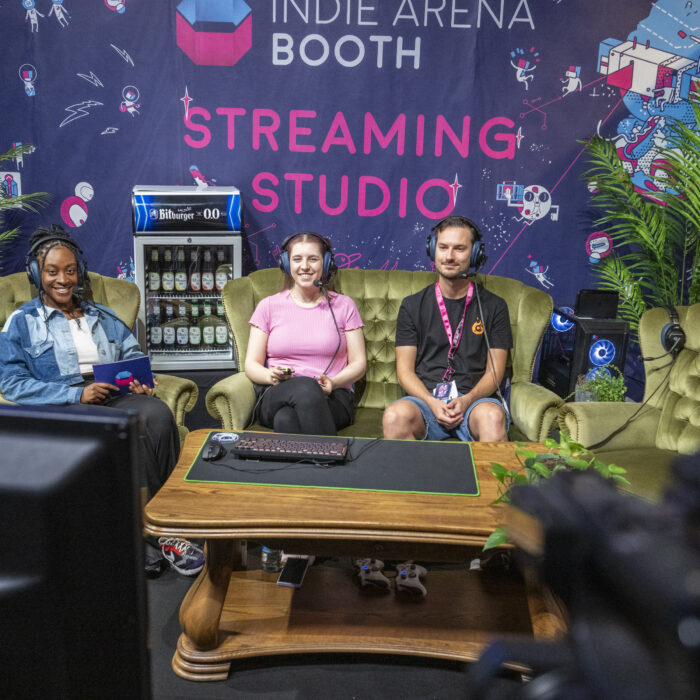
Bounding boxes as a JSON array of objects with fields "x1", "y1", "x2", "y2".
[{"x1": 179, "y1": 539, "x2": 237, "y2": 651}]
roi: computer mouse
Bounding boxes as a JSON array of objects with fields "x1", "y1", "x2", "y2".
[{"x1": 202, "y1": 442, "x2": 225, "y2": 461}]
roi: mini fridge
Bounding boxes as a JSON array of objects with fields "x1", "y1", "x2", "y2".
[{"x1": 132, "y1": 185, "x2": 242, "y2": 370}]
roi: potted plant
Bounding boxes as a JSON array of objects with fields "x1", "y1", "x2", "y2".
[
  {"x1": 484, "y1": 432, "x2": 628, "y2": 550},
  {"x1": 583, "y1": 99, "x2": 700, "y2": 342},
  {"x1": 0, "y1": 144, "x2": 49, "y2": 272}
]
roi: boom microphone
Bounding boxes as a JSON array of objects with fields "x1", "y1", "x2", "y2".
[{"x1": 313, "y1": 279, "x2": 325, "y2": 287}]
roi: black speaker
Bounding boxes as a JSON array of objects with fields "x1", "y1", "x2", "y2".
[{"x1": 539, "y1": 313, "x2": 629, "y2": 399}]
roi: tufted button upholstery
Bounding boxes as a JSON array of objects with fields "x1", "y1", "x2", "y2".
[{"x1": 208, "y1": 267, "x2": 562, "y2": 440}]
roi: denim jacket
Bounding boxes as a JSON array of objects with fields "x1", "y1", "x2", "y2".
[{"x1": 0, "y1": 296, "x2": 143, "y2": 405}]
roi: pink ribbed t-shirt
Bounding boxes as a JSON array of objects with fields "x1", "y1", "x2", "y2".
[{"x1": 249, "y1": 290, "x2": 363, "y2": 389}]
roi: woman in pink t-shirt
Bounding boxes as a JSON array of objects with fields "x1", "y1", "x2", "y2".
[{"x1": 245, "y1": 233, "x2": 366, "y2": 435}]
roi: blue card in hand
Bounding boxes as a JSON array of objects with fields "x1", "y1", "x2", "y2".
[{"x1": 93, "y1": 356, "x2": 154, "y2": 395}]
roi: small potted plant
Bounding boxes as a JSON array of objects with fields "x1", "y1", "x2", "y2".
[
  {"x1": 579, "y1": 365, "x2": 627, "y2": 402},
  {"x1": 484, "y1": 432, "x2": 628, "y2": 550}
]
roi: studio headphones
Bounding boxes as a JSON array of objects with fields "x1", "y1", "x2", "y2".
[
  {"x1": 279, "y1": 232, "x2": 337, "y2": 285},
  {"x1": 426, "y1": 215, "x2": 487, "y2": 272},
  {"x1": 25, "y1": 225, "x2": 88, "y2": 292},
  {"x1": 661, "y1": 305, "x2": 686, "y2": 356}
]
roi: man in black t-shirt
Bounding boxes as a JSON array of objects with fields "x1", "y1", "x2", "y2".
[{"x1": 382, "y1": 215, "x2": 512, "y2": 442}]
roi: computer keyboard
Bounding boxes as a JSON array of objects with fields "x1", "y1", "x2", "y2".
[{"x1": 230, "y1": 433, "x2": 349, "y2": 463}]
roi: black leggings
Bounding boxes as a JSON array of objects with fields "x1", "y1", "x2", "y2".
[{"x1": 258, "y1": 376, "x2": 354, "y2": 436}]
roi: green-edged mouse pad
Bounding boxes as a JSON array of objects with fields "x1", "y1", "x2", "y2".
[{"x1": 185, "y1": 431, "x2": 479, "y2": 497}]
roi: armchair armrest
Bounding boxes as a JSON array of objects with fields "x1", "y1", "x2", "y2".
[
  {"x1": 509, "y1": 381, "x2": 564, "y2": 442},
  {"x1": 206, "y1": 372, "x2": 257, "y2": 430},
  {"x1": 557, "y1": 401, "x2": 661, "y2": 451},
  {"x1": 152, "y1": 374, "x2": 198, "y2": 434}
]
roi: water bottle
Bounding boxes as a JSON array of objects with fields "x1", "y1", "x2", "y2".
[{"x1": 261, "y1": 545, "x2": 282, "y2": 573}]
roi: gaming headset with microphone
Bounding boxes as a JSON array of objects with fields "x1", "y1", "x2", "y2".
[
  {"x1": 426, "y1": 215, "x2": 487, "y2": 272},
  {"x1": 25, "y1": 225, "x2": 89, "y2": 293},
  {"x1": 279, "y1": 232, "x2": 338, "y2": 286}
]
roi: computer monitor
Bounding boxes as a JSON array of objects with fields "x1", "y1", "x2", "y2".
[
  {"x1": 0, "y1": 404, "x2": 150, "y2": 699},
  {"x1": 575, "y1": 289, "x2": 619, "y2": 319}
]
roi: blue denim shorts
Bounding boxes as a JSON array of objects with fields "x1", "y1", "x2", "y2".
[{"x1": 394, "y1": 395, "x2": 510, "y2": 441}]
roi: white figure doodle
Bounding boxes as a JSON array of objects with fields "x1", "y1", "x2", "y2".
[
  {"x1": 506, "y1": 184, "x2": 559, "y2": 225},
  {"x1": 120, "y1": 86, "x2": 140, "y2": 116},
  {"x1": 510, "y1": 60, "x2": 536, "y2": 90},
  {"x1": 561, "y1": 66, "x2": 582, "y2": 97},
  {"x1": 526, "y1": 256, "x2": 554, "y2": 289},
  {"x1": 48, "y1": 0, "x2": 70, "y2": 27},
  {"x1": 23, "y1": 0, "x2": 45, "y2": 32},
  {"x1": 18, "y1": 64, "x2": 37, "y2": 97}
]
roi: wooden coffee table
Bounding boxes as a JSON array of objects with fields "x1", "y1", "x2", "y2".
[{"x1": 144, "y1": 429, "x2": 566, "y2": 681}]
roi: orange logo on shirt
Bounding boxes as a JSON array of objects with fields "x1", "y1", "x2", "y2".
[{"x1": 472, "y1": 319, "x2": 484, "y2": 335}]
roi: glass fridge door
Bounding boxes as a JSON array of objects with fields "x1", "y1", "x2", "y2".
[{"x1": 135, "y1": 236, "x2": 241, "y2": 370}]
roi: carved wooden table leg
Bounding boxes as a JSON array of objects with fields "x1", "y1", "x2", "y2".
[{"x1": 172, "y1": 539, "x2": 239, "y2": 680}]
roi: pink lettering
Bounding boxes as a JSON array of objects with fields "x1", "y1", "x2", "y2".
[
  {"x1": 479, "y1": 117, "x2": 516, "y2": 160},
  {"x1": 289, "y1": 109, "x2": 317, "y2": 153},
  {"x1": 358, "y1": 175, "x2": 390, "y2": 216},
  {"x1": 253, "y1": 108, "x2": 281, "y2": 151},
  {"x1": 215, "y1": 107, "x2": 246, "y2": 150},
  {"x1": 363, "y1": 113, "x2": 406, "y2": 155},
  {"x1": 184, "y1": 107, "x2": 211, "y2": 149},
  {"x1": 434, "y1": 115, "x2": 470, "y2": 158},
  {"x1": 321, "y1": 112, "x2": 356, "y2": 154},
  {"x1": 284, "y1": 172, "x2": 314, "y2": 213},
  {"x1": 416, "y1": 178, "x2": 453, "y2": 218},
  {"x1": 319, "y1": 174, "x2": 349, "y2": 215},
  {"x1": 252, "y1": 172, "x2": 279, "y2": 212}
]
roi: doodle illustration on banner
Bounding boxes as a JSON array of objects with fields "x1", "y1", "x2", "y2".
[
  {"x1": 586, "y1": 231, "x2": 612, "y2": 264},
  {"x1": 597, "y1": 0, "x2": 700, "y2": 196},
  {"x1": 120, "y1": 86, "x2": 140, "y2": 116},
  {"x1": 176, "y1": 0, "x2": 252, "y2": 67},
  {"x1": 561, "y1": 66, "x2": 582, "y2": 96},
  {"x1": 23, "y1": 0, "x2": 45, "y2": 32},
  {"x1": 526, "y1": 255, "x2": 554, "y2": 289},
  {"x1": 189, "y1": 165, "x2": 216, "y2": 188},
  {"x1": 49, "y1": 0, "x2": 70, "y2": 28},
  {"x1": 116, "y1": 257, "x2": 135, "y2": 281},
  {"x1": 11, "y1": 142, "x2": 35, "y2": 168},
  {"x1": 18, "y1": 64, "x2": 37, "y2": 97},
  {"x1": 61, "y1": 182, "x2": 94, "y2": 228},
  {"x1": 510, "y1": 47, "x2": 540, "y2": 90},
  {"x1": 498, "y1": 181, "x2": 559, "y2": 225},
  {"x1": 105, "y1": 0, "x2": 126, "y2": 14},
  {"x1": 1, "y1": 171, "x2": 21, "y2": 202}
]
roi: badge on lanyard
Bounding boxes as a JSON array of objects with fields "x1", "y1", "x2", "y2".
[{"x1": 433, "y1": 380, "x2": 458, "y2": 402}]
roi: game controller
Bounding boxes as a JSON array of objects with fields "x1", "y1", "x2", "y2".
[
  {"x1": 280, "y1": 366, "x2": 294, "y2": 376},
  {"x1": 354, "y1": 558, "x2": 391, "y2": 590},
  {"x1": 394, "y1": 561, "x2": 427, "y2": 596}
]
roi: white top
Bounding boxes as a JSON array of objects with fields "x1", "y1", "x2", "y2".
[{"x1": 68, "y1": 318, "x2": 100, "y2": 375}]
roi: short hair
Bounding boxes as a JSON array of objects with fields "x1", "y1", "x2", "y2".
[{"x1": 431, "y1": 215, "x2": 482, "y2": 244}]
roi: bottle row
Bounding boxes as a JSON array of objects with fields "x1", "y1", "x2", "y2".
[
  {"x1": 146, "y1": 297, "x2": 231, "y2": 352},
  {"x1": 146, "y1": 245, "x2": 232, "y2": 293}
]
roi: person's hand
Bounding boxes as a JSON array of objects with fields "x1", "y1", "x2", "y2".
[
  {"x1": 270, "y1": 366, "x2": 294, "y2": 385},
  {"x1": 317, "y1": 374, "x2": 334, "y2": 395},
  {"x1": 442, "y1": 395, "x2": 470, "y2": 429},
  {"x1": 128, "y1": 379, "x2": 153, "y2": 396},
  {"x1": 80, "y1": 382, "x2": 118, "y2": 404}
]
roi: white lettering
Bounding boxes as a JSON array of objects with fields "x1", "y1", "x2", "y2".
[
  {"x1": 335, "y1": 35, "x2": 365, "y2": 67},
  {"x1": 452, "y1": 0, "x2": 471, "y2": 28},
  {"x1": 316, "y1": 0, "x2": 340, "y2": 24},
  {"x1": 357, "y1": 0, "x2": 377, "y2": 25},
  {"x1": 300, "y1": 34, "x2": 330, "y2": 66},
  {"x1": 424, "y1": 0, "x2": 445, "y2": 27},
  {"x1": 478, "y1": 0, "x2": 503, "y2": 28},
  {"x1": 396, "y1": 36, "x2": 421, "y2": 69},
  {"x1": 508, "y1": 0, "x2": 534, "y2": 30},
  {"x1": 272, "y1": 33, "x2": 294, "y2": 65},
  {"x1": 393, "y1": 0, "x2": 419, "y2": 26},
  {"x1": 369, "y1": 35, "x2": 392, "y2": 68}
]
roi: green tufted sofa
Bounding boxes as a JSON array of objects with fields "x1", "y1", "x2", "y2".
[
  {"x1": 0, "y1": 270, "x2": 198, "y2": 443},
  {"x1": 206, "y1": 268, "x2": 564, "y2": 441},
  {"x1": 558, "y1": 303, "x2": 700, "y2": 501}
]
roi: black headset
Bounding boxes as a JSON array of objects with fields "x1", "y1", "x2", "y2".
[
  {"x1": 661, "y1": 305, "x2": 686, "y2": 356},
  {"x1": 26, "y1": 226, "x2": 88, "y2": 292},
  {"x1": 279, "y1": 232, "x2": 337, "y2": 284},
  {"x1": 426, "y1": 215, "x2": 487, "y2": 272}
]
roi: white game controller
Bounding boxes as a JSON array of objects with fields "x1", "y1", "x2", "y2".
[
  {"x1": 395, "y1": 561, "x2": 427, "y2": 596},
  {"x1": 354, "y1": 558, "x2": 391, "y2": 590}
]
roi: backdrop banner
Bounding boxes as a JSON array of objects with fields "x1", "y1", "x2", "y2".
[{"x1": 2, "y1": 0, "x2": 697, "y2": 325}]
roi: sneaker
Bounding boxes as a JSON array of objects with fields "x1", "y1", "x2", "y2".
[{"x1": 158, "y1": 537, "x2": 205, "y2": 576}]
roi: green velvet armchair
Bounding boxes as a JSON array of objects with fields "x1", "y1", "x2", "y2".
[
  {"x1": 558, "y1": 303, "x2": 700, "y2": 502},
  {"x1": 206, "y1": 268, "x2": 563, "y2": 441},
  {"x1": 0, "y1": 270, "x2": 198, "y2": 443}
]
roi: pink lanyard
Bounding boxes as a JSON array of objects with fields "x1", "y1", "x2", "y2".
[{"x1": 434, "y1": 281, "x2": 473, "y2": 381}]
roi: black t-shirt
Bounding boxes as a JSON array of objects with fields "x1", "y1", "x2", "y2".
[{"x1": 395, "y1": 282, "x2": 513, "y2": 395}]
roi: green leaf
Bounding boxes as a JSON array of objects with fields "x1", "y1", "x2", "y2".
[{"x1": 483, "y1": 527, "x2": 509, "y2": 551}]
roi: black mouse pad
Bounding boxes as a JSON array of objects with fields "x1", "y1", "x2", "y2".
[{"x1": 185, "y1": 431, "x2": 479, "y2": 497}]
